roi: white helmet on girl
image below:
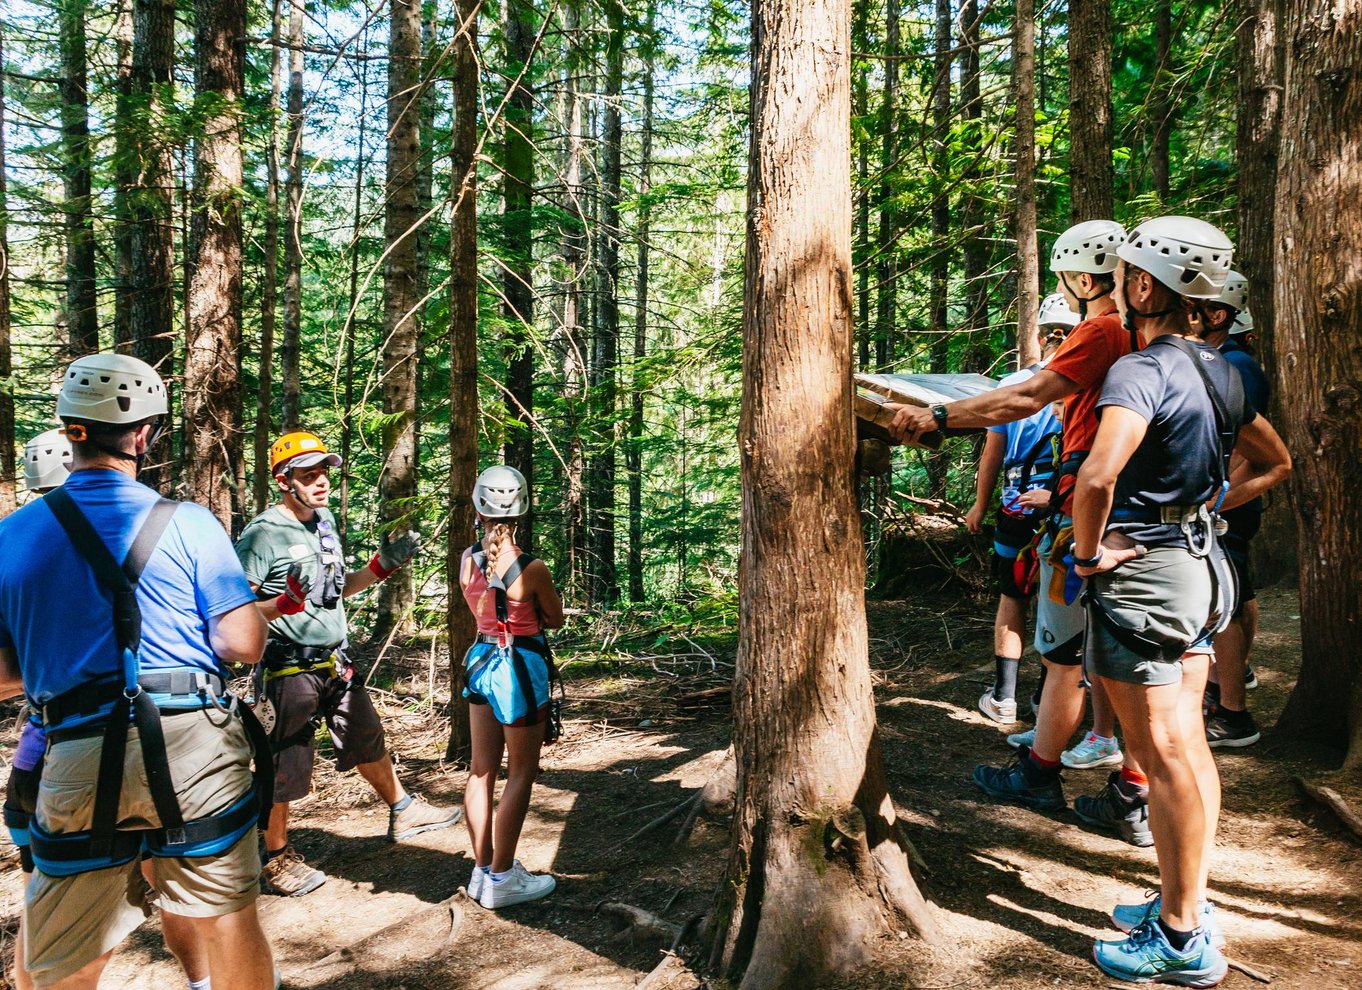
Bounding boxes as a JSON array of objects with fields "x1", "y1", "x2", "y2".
[
  {"x1": 1230, "y1": 308, "x2": 1254, "y2": 335},
  {"x1": 1117, "y1": 217, "x2": 1234, "y2": 299},
  {"x1": 473, "y1": 465, "x2": 528, "y2": 518},
  {"x1": 1038, "y1": 292, "x2": 1081, "y2": 330},
  {"x1": 23, "y1": 429, "x2": 73, "y2": 492},
  {"x1": 1050, "y1": 220, "x2": 1126, "y2": 274},
  {"x1": 57, "y1": 353, "x2": 168, "y2": 425}
]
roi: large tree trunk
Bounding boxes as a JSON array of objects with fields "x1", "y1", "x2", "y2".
[
  {"x1": 113, "y1": 1, "x2": 136, "y2": 350},
  {"x1": 872, "y1": 0, "x2": 900, "y2": 370},
  {"x1": 1014, "y1": 0, "x2": 1040, "y2": 369},
  {"x1": 502, "y1": 0, "x2": 536, "y2": 547},
  {"x1": 1150, "y1": 0, "x2": 1173, "y2": 200},
  {"x1": 1067, "y1": 0, "x2": 1114, "y2": 222},
  {"x1": 930, "y1": 0, "x2": 951, "y2": 373},
  {"x1": 711, "y1": 0, "x2": 940, "y2": 982},
  {"x1": 560, "y1": 0, "x2": 587, "y2": 597},
  {"x1": 1237, "y1": 0, "x2": 1294, "y2": 585},
  {"x1": 340, "y1": 21, "x2": 372, "y2": 536},
  {"x1": 444, "y1": 0, "x2": 480, "y2": 760},
  {"x1": 589, "y1": 0, "x2": 623, "y2": 606},
  {"x1": 0, "y1": 29, "x2": 16, "y2": 517},
  {"x1": 853, "y1": 0, "x2": 870, "y2": 371},
  {"x1": 255, "y1": 0, "x2": 283, "y2": 515},
  {"x1": 280, "y1": 0, "x2": 305, "y2": 431},
  {"x1": 130, "y1": 0, "x2": 176, "y2": 492},
  {"x1": 374, "y1": 0, "x2": 424, "y2": 642},
  {"x1": 959, "y1": 0, "x2": 988, "y2": 365},
  {"x1": 59, "y1": 0, "x2": 99, "y2": 357},
  {"x1": 184, "y1": 0, "x2": 246, "y2": 531},
  {"x1": 1273, "y1": 0, "x2": 1362, "y2": 770},
  {"x1": 627, "y1": 2, "x2": 656, "y2": 604}
]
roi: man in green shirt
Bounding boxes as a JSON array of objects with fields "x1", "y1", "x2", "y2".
[{"x1": 237, "y1": 431, "x2": 460, "y2": 897}]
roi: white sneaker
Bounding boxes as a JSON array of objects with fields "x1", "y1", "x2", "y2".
[
  {"x1": 1006, "y1": 727, "x2": 1037, "y2": 750},
  {"x1": 467, "y1": 865, "x2": 486, "y2": 902},
  {"x1": 479, "y1": 860, "x2": 557, "y2": 909},
  {"x1": 978, "y1": 689, "x2": 1019, "y2": 724},
  {"x1": 1061, "y1": 731, "x2": 1124, "y2": 769}
]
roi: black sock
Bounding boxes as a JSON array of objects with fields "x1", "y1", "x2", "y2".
[
  {"x1": 1113, "y1": 775, "x2": 1148, "y2": 802},
  {"x1": 265, "y1": 846, "x2": 286, "y2": 863},
  {"x1": 1158, "y1": 917, "x2": 1198, "y2": 951},
  {"x1": 1215, "y1": 703, "x2": 1249, "y2": 723},
  {"x1": 1032, "y1": 666, "x2": 1048, "y2": 702},
  {"x1": 994, "y1": 656, "x2": 1020, "y2": 702},
  {"x1": 1204, "y1": 682, "x2": 1221, "y2": 703}
]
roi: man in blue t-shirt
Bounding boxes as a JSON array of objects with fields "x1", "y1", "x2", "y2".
[
  {"x1": 1198, "y1": 272, "x2": 1272, "y2": 747},
  {"x1": 964, "y1": 294, "x2": 1072, "y2": 724},
  {"x1": 0, "y1": 354, "x2": 277, "y2": 990}
]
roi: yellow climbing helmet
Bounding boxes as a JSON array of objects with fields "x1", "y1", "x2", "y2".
[{"x1": 270, "y1": 431, "x2": 343, "y2": 475}]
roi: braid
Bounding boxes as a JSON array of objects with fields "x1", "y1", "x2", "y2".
[{"x1": 475, "y1": 519, "x2": 519, "y2": 622}]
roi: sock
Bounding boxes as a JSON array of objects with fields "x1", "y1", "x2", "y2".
[
  {"x1": 1033, "y1": 665, "x2": 1048, "y2": 701},
  {"x1": 1025, "y1": 749, "x2": 1061, "y2": 773},
  {"x1": 1117, "y1": 767, "x2": 1150, "y2": 800},
  {"x1": 1091, "y1": 733, "x2": 1117, "y2": 746},
  {"x1": 391, "y1": 794, "x2": 414, "y2": 813},
  {"x1": 264, "y1": 846, "x2": 286, "y2": 863},
  {"x1": 1215, "y1": 703, "x2": 1247, "y2": 720},
  {"x1": 1204, "y1": 681, "x2": 1221, "y2": 702},
  {"x1": 188, "y1": 978, "x2": 211, "y2": 990},
  {"x1": 993, "y1": 656, "x2": 1020, "y2": 702},
  {"x1": 1119, "y1": 767, "x2": 1148, "y2": 788},
  {"x1": 491, "y1": 867, "x2": 513, "y2": 883},
  {"x1": 1158, "y1": 917, "x2": 1199, "y2": 951}
]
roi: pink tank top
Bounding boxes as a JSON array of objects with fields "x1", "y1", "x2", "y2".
[{"x1": 461, "y1": 548, "x2": 542, "y2": 637}]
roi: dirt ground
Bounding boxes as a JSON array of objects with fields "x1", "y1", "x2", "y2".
[{"x1": 2, "y1": 581, "x2": 1359, "y2": 989}]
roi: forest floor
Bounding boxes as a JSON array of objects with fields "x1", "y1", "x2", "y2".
[{"x1": 2, "y1": 581, "x2": 1360, "y2": 989}]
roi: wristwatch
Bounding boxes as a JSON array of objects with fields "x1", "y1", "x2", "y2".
[
  {"x1": 930, "y1": 404, "x2": 949, "y2": 430},
  {"x1": 1072, "y1": 550, "x2": 1104, "y2": 568}
]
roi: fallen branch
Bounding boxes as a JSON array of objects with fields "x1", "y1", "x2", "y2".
[
  {"x1": 1292, "y1": 775, "x2": 1362, "y2": 843},
  {"x1": 1226, "y1": 956, "x2": 1274, "y2": 984},
  {"x1": 598, "y1": 901, "x2": 681, "y2": 946}
]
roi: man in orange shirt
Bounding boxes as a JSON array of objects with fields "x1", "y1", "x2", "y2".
[{"x1": 888, "y1": 220, "x2": 1150, "y2": 840}]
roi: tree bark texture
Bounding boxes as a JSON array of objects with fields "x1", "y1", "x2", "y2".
[
  {"x1": 281, "y1": 0, "x2": 305, "y2": 431},
  {"x1": 628, "y1": 1, "x2": 655, "y2": 604},
  {"x1": 340, "y1": 20, "x2": 371, "y2": 537},
  {"x1": 445, "y1": 0, "x2": 480, "y2": 759},
  {"x1": 1067, "y1": 0, "x2": 1115, "y2": 222},
  {"x1": 375, "y1": 0, "x2": 424, "y2": 640},
  {"x1": 927, "y1": 0, "x2": 952, "y2": 497},
  {"x1": 1150, "y1": 0, "x2": 1173, "y2": 200},
  {"x1": 1014, "y1": 0, "x2": 1040, "y2": 369},
  {"x1": 590, "y1": 0, "x2": 623, "y2": 606},
  {"x1": 184, "y1": 0, "x2": 246, "y2": 531},
  {"x1": 873, "y1": 0, "x2": 900, "y2": 370},
  {"x1": 255, "y1": 0, "x2": 284, "y2": 515},
  {"x1": 1237, "y1": 0, "x2": 1294, "y2": 585},
  {"x1": 853, "y1": 0, "x2": 870, "y2": 371},
  {"x1": 959, "y1": 0, "x2": 988, "y2": 358},
  {"x1": 1273, "y1": 0, "x2": 1362, "y2": 769},
  {"x1": 712, "y1": 0, "x2": 940, "y2": 982},
  {"x1": 502, "y1": 0, "x2": 536, "y2": 547},
  {"x1": 561, "y1": 0, "x2": 587, "y2": 597},
  {"x1": 59, "y1": 0, "x2": 99, "y2": 357},
  {"x1": 113, "y1": 1, "x2": 136, "y2": 350},
  {"x1": 0, "y1": 29, "x2": 16, "y2": 517}
]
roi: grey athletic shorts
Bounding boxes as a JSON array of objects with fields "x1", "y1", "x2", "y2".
[
  {"x1": 1086, "y1": 545, "x2": 1213, "y2": 687},
  {"x1": 1034, "y1": 523, "x2": 1085, "y2": 665}
]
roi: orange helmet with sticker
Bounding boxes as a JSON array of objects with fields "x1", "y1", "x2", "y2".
[{"x1": 269, "y1": 431, "x2": 342, "y2": 475}]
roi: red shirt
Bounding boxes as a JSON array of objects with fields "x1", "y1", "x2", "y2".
[{"x1": 1043, "y1": 308, "x2": 1138, "y2": 510}]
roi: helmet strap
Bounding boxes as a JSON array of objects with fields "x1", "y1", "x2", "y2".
[{"x1": 1059, "y1": 272, "x2": 1107, "y2": 320}]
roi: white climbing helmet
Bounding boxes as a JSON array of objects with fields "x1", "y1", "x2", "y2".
[
  {"x1": 1037, "y1": 292, "x2": 1081, "y2": 330},
  {"x1": 57, "y1": 353, "x2": 168, "y2": 425},
  {"x1": 1049, "y1": 220, "x2": 1126, "y2": 274},
  {"x1": 473, "y1": 465, "x2": 528, "y2": 519},
  {"x1": 1230, "y1": 307, "x2": 1254, "y2": 335},
  {"x1": 23, "y1": 429, "x2": 73, "y2": 492},
  {"x1": 1213, "y1": 270, "x2": 1250, "y2": 315},
  {"x1": 1117, "y1": 216, "x2": 1234, "y2": 299}
]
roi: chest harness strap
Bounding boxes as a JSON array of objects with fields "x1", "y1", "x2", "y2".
[{"x1": 31, "y1": 490, "x2": 273, "y2": 877}]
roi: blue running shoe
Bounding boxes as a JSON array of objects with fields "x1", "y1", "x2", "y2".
[
  {"x1": 972, "y1": 747, "x2": 1066, "y2": 811},
  {"x1": 1093, "y1": 922, "x2": 1228, "y2": 987},
  {"x1": 1112, "y1": 893, "x2": 1226, "y2": 949}
]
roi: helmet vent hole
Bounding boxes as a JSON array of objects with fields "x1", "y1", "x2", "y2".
[
  {"x1": 117, "y1": 397, "x2": 131, "y2": 412},
  {"x1": 99, "y1": 376, "x2": 111, "y2": 383},
  {"x1": 118, "y1": 383, "x2": 129, "y2": 391}
]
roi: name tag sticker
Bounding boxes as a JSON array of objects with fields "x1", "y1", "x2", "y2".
[{"x1": 288, "y1": 544, "x2": 311, "y2": 561}]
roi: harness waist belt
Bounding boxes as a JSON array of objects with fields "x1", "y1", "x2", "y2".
[
  {"x1": 475, "y1": 632, "x2": 545, "y2": 648},
  {"x1": 1109, "y1": 505, "x2": 1202, "y2": 525},
  {"x1": 42, "y1": 672, "x2": 229, "y2": 729},
  {"x1": 264, "y1": 640, "x2": 341, "y2": 665}
]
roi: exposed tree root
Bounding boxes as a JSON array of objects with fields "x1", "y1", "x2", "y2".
[
  {"x1": 598, "y1": 902, "x2": 681, "y2": 946},
  {"x1": 1292, "y1": 775, "x2": 1362, "y2": 843},
  {"x1": 1226, "y1": 956, "x2": 1274, "y2": 984},
  {"x1": 622, "y1": 748, "x2": 736, "y2": 848},
  {"x1": 635, "y1": 914, "x2": 706, "y2": 990},
  {"x1": 305, "y1": 892, "x2": 465, "y2": 979}
]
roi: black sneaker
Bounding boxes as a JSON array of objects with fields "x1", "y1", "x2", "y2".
[
  {"x1": 1073, "y1": 772, "x2": 1153, "y2": 847},
  {"x1": 1206, "y1": 710, "x2": 1260, "y2": 748},
  {"x1": 972, "y1": 747, "x2": 1066, "y2": 811},
  {"x1": 1244, "y1": 665, "x2": 1259, "y2": 690}
]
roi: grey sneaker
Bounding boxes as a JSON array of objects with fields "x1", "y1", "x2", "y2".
[
  {"x1": 388, "y1": 794, "x2": 463, "y2": 842},
  {"x1": 978, "y1": 688, "x2": 1019, "y2": 724},
  {"x1": 1073, "y1": 772, "x2": 1153, "y2": 847},
  {"x1": 262, "y1": 845, "x2": 326, "y2": 897}
]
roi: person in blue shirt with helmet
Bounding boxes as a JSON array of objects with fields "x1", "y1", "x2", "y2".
[{"x1": 0, "y1": 354, "x2": 276, "y2": 990}]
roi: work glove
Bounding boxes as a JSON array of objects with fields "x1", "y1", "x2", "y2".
[
  {"x1": 369, "y1": 529, "x2": 421, "y2": 580},
  {"x1": 275, "y1": 561, "x2": 312, "y2": 615}
]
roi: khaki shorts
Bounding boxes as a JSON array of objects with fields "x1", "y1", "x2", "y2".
[{"x1": 25, "y1": 710, "x2": 261, "y2": 986}]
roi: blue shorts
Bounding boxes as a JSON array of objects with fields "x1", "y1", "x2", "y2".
[{"x1": 463, "y1": 636, "x2": 551, "y2": 726}]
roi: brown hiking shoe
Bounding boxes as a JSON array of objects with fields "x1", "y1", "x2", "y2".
[
  {"x1": 388, "y1": 794, "x2": 462, "y2": 842},
  {"x1": 262, "y1": 845, "x2": 326, "y2": 897}
]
